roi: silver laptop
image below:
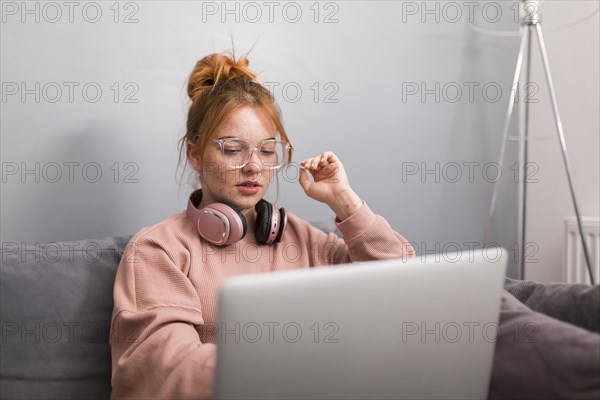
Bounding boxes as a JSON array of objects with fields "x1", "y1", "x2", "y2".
[{"x1": 214, "y1": 248, "x2": 508, "y2": 400}]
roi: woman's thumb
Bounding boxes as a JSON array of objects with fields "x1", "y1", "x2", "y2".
[{"x1": 298, "y1": 168, "x2": 311, "y2": 193}]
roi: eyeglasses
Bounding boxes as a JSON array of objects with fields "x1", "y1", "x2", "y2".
[{"x1": 212, "y1": 137, "x2": 291, "y2": 170}]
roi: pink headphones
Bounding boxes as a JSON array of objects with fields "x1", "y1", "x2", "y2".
[{"x1": 186, "y1": 188, "x2": 287, "y2": 246}]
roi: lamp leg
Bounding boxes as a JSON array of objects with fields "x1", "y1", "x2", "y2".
[
  {"x1": 518, "y1": 24, "x2": 534, "y2": 281},
  {"x1": 534, "y1": 23, "x2": 595, "y2": 285},
  {"x1": 483, "y1": 26, "x2": 529, "y2": 253}
]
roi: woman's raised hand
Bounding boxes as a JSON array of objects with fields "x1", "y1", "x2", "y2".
[{"x1": 298, "y1": 151, "x2": 363, "y2": 221}]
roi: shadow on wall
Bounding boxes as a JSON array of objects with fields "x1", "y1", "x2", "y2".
[{"x1": 21, "y1": 122, "x2": 144, "y2": 244}]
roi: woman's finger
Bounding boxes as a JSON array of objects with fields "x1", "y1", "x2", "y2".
[
  {"x1": 302, "y1": 157, "x2": 316, "y2": 170},
  {"x1": 302, "y1": 152, "x2": 338, "y2": 172},
  {"x1": 309, "y1": 153, "x2": 327, "y2": 168},
  {"x1": 324, "y1": 151, "x2": 338, "y2": 164},
  {"x1": 298, "y1": 167, "x2": 312, "y2": 193},
  {"x1": 318, "y1": 153, "x2": 328, "y2": 166}
]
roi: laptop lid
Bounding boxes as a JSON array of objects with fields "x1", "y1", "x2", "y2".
[{"x1": 215, "y1": 248, "x2": 508, "y2": 399}]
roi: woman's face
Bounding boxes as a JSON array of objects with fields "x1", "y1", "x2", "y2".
[{"x1": 192, "y1": 105, "x2": 277, "y2": 213}]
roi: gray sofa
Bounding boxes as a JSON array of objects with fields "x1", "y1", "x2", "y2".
[
  {"x1": 1, "y1": 232, "x2": 599, "y2": 399},
  {"x1": 1, "y1": 235, "x2": 131, "y2": 399},
  {"x1": 1, "y1": 220, "x2": 341, "y2": 399}
]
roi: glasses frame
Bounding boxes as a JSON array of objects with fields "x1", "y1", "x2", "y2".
[{"x1": 212, "y1": 137, "x2": 292, "y2": 170}]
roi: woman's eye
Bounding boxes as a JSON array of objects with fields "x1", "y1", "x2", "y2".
[{"x1": 224, "y1": 149, "x2": 242, "y2": 154}]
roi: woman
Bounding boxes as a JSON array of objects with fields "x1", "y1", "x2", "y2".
[{"x1": 109, "y1": 50, "x2": 416, "y2": 399}]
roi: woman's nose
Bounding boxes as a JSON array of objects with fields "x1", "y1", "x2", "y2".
[{"x1": 243, "y1": 148, "x2": 263, "y2": 172}]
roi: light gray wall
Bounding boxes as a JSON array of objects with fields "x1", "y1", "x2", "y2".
[{"x1": 1, "y1": 1, "x2": 528, "y2": 277}]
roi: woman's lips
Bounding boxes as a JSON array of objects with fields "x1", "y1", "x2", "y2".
[
  {"x1": 236, "y1": 182, "x2": 261, "y2": 195},
  {"x1": 236, "y1": 186, "x2": 260, "y2": 195}
]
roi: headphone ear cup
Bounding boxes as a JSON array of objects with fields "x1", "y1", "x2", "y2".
[
  {"x1": 227, "y1": 203, "x2": 248, "y2": 239},
  {"x1": 254, "y1": 199, "x2": 272, "y2": 244},
  {"x1": 197, "y1": 203, "x2": 247, "y2": 246},
  {"x1": 274, "y1": 207, "x2": 287, "y2": 243},
  {"x1": 186, "y1": 189, "x2": 247, "y2": 246}
]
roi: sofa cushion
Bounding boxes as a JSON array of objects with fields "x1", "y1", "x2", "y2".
[
  {"x1": 504, "y1": 277, "x2": 600, "y2": 333},
  {"x1": 1, "y1": 235, "x2": 132, "y2": 399}
]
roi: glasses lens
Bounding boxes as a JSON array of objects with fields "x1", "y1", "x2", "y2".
[
  {"x1": 221, "y1": 139, "x2": 288, "y2": 169},
  {"x1": 221, "y1": 139, "x2": 248, "y2": 168},
  {"x1": 260, "y1": 140, "x2": 288, "y2": 169}
]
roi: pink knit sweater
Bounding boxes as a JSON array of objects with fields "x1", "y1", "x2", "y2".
[{"x1": 109, "y1": 200, "x2": 416, "y2": 399}]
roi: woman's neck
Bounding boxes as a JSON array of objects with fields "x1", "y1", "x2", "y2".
[{"x1": 241, "y1": 208, "x2": 257, "y2": 235}]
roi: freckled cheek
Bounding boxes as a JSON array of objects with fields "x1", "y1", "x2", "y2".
[
  {"x1": 202, "y1": 155, "x2": 232, "y2": 183},
  {"x1": 204, "y1": 166, "x2": 238, "y2": 188},
  {"x1": 261, "y1": 170, "x2": 276, "y2": 187}
]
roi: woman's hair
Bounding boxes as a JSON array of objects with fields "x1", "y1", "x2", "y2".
[{"x1": 176, "y1": 48, "x2": 293, "y2": 197}]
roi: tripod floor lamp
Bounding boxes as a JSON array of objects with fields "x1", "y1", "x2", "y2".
[{"x1": 482, "y1": 0, "x2": 596, "y2": 284}]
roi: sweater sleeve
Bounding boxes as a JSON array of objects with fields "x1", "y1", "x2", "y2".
[
  {"x1": 308, "y1": 200, "x2": 416, "y2": 265},
  {"x1": 109, "y1": 236, "x2": 216, "y2": 400}
]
